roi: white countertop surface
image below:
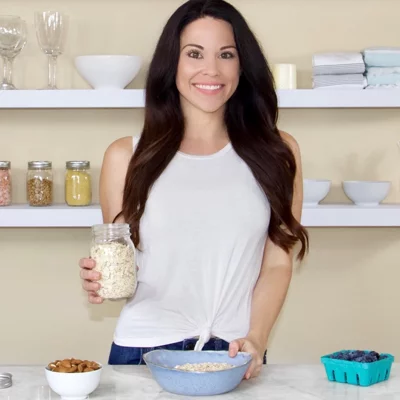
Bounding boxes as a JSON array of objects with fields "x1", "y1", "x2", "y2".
[{"x1": 0, "y1": 364, "x2": 399, "y2": 399}]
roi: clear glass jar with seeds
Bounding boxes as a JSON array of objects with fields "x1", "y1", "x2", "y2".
[
  {"x1": 65, "y1": 161, "x2": 92, "y2": 206},
  {"x1": 0, "y1": 161, "x2": 12, "y2": 206},
  {"x1": 90, "y1": 223, "x2": 137, "y2": 301},
  {"x1": 27, "y1": 161, "x2": 53, "y2": 207}
]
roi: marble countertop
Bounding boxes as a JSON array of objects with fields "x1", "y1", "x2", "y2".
[{"x1": 0, "y1": 364, "x2": 399, "y2": 399}]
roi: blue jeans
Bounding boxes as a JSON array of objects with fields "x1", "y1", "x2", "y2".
[{"x1": 108, "y1": 337, "x2": 267, "y2": 365}]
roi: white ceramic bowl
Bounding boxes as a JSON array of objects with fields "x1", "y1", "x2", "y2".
[
  {"x1": 342, "y1": 180, "x2": 391, "y2": 206},
  {"x1": 303, "y1": 179, "x2": 331, "y2": 206},
  {"x1": 75, "y1": 55, "x2": 142, "y2": 90},
  {"x1": 44, "y1": 364, "x2": 102, "y2": 400}
]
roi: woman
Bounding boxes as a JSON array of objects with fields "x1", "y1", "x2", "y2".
[{"x1": 79, "y1": 0, "x2": 308, "y2": 379}]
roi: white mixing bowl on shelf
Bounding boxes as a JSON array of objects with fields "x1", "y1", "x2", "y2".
[
  {"x1": 74, "y1": 55, "x2": 142, "y2": 90},
  {"x1": 342, "y1": 180, "x2": 391, "y2": 206},
  {"x1": 303, "y1": 179, "x2": 331, "y2": 206}
]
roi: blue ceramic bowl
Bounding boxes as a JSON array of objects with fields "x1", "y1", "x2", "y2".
[{"x1": 143, "y1": 350, "x2": 252, "y2": 396}]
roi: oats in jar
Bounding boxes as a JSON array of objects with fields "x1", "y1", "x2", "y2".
[{"x1": 90, "y1": 223, "x2": 137, "y2": 300}]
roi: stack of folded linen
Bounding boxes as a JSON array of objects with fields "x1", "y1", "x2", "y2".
[
  {"x1": 363, "y1": 47, "x2": 400, "y2": 89},
  {"x1": 312, "y1": 52, "x2": 366, "y2": 89}
]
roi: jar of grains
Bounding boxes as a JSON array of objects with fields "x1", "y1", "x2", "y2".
[
  {"x1": 90, "y1": 223, "x2": 137, "y2": 300},
  {"x1": 27, "y1": 161, "x2": 53, "y2": 206},
  {"x1": 0, "y1": 161, "x2": 12, "y2": 206},
  {"x1": 65, "y1": 161, "x2": 92, "y2": 206}
]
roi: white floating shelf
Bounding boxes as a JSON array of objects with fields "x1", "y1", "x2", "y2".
[
  {"x1": 302, "y1": 204, "x2": 400, "y2": 227},
  {"x1": 0, "y1": 204, "x2": 101, "y2": 227},
  {"x1": 1, "y1": 204, "x2": 400, "y2": 228},
  {"x1": 1, "y1": 89, "x2": 400, "y2": 109},
  {"x1": 0, "y1": 89, "x2": 145, "y2": 109},
  {"x1": 277, "y1": 89, "x2": 400, "y2": 108}
]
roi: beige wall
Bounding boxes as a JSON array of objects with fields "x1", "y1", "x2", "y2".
[{"x1": 1, "y1": 0, "x2": 399, "y2": 365}]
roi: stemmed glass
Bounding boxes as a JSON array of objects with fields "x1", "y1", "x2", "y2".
[
  {"x1": 34, "y1": 11, "x2": 68, "y2": 90},
  {"x1": 0, "y1": 15, "x2": 27, "y2": 90}
]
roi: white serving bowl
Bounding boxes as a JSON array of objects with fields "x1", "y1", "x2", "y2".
[
  {"x1": 44, "y1": 364, "x2": 102, "y2": 400},
  {"x1": 75, "y1": 55, "x2": 142, "y2": 90},
  {"x1": 303, "y1": 179, "x2": 331, "y2": 206},
  {"x1": 342, "y1": 180, "x2": 391, "y2": 206}
]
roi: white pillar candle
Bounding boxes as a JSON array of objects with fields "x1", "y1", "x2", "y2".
[{"x1": 272, "y1": 64, "x2": 297, "y2": 89}]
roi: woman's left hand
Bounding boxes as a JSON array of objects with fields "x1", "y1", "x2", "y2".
[{"x1": 229, "y1": 336, "x2": 265, "y2": 380}]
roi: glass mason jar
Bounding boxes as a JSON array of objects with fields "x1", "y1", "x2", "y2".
[
  {"x1": 27, "y1": 161, "x2": 53, "y2": 206},
  {"x1": 90, "y1": 223, "x2": 137, "y2": 301},
  {"x1": 65, "y1": 161, "x2": 92, "y2": 206},
  {"x1": 0, "y1": 161, "x2": 12, "y2": 206}
]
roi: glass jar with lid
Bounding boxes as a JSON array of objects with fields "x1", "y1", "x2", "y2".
[
  {"x1": 90, "y1": 223, "x2": 137, "y2": 301},
  {"x1": 65, "y1": 161, "x2": 92, "y2": 206},
  {"x1": 0, "y1": 161, "x2": 12, "y2": 206},
  {"x1": 27, "y1": 161, "x2": 53, "y2": 206}
]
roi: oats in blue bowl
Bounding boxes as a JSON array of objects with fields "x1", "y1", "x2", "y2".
[{"x1": 143, "y1": 350, "x2": 252, "y2": 396}]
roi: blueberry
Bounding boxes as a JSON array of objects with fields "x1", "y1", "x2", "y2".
[
  {"x1": 347, "y1": 350, "x2": 363, "y2": 360},
  {"x1": 363, "y1": 355, "x2": 375, "y2": 363},
  {"x1": 328, "y1": 350, "x2": 383, "y2": 363},
  {"x1": 328, "y1": 349, "x2": 388, "y2": 363},
  {"x1": 369, "y1": 351, "x2": 380, "y2": 359}
]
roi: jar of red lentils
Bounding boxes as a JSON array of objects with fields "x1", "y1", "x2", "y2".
[{"x1": 0, "y1": 161, "x2": 12, "y2": 206}]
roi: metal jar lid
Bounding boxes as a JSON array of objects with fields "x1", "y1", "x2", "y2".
[
  {"x1": 66, "y1": 160, "x2": 90, "y2": 169},
  {"x1": 0, "y1": 372, "x2": 12, "y2": 389},
  {"x1": 0, "y1": 161, "x2": 11, "y2": 169},
  {"x1": 28, "y1": 161, "x2": 52, "y2": 169}
]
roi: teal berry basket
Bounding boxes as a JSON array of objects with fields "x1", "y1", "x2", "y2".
[{"x1": 321, "y1": 350, "x2": 394, "y2": 387}]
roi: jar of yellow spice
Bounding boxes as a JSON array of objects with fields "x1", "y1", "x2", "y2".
[{"x1": 65, "y1": 161, "x2": 92, "y2": 206}]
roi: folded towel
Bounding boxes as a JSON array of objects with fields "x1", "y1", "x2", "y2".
[
  {"x1": 367, "y1": 67, "x2": 400, "y2": 76},
  {"x1": 313, "y1": 64, "x2": 365, "y2": 76},
  {"x1": 363, "y1": 47, "x2": 400, "y2": 67},
  {"x1": 365, "y1": 84, "x2": 400, "y2": 89},
  {"x1": 313, "y1": 52, "x2": 364, "y2": 66},
  {"x1": 366, "y1": 73, "x2": 400, "y2": 86},
  {"x1": 366, "y1": 66, "x2": 400, "y2": 86},
  {"x1": 364, "y1": 46, "x2": 400, "y2": 53},
  {"x1": 314, "y1": 84, "x2": 366, "y2": 90},
  {"x1": 312, "y1": 52, "x2": 365, "y2": 75},
  {"x1": 313, "y1": 74, "x2": 367, "y2": 89}
]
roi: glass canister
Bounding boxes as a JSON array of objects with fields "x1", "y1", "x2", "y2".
[
  {"x1": 90, "y1": 223, "x2": 137, "y2": 301},
  {"x1": 65, "y1": 161, "x2": 92, "y2": 206},
  {"x1": 27, "y1": 161, "x2": 53, "y2": 206},
  {"x1": 0, "y1": 161, "x2": 12, "y2": 206}
]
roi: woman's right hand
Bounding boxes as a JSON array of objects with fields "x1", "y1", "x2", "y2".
[{"x1": 79, "y1": 258, "x2": 104, "y2": 304}]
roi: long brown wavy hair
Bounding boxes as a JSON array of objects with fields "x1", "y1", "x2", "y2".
[{"x1": 114, "y1": 0, "x2": 309, "y2": 260}]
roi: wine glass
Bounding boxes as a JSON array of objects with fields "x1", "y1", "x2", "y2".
[
  {"x1": 34, "y1": 11, "x2": 68, "y2": 90},
  {"x1": 0, "y1": 15, "x2": 27, "y2": 90}
]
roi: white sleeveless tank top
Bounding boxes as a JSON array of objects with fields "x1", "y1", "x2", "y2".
[{"x1": 113, "y1": 136, "x2": 271, "y2": 350}]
